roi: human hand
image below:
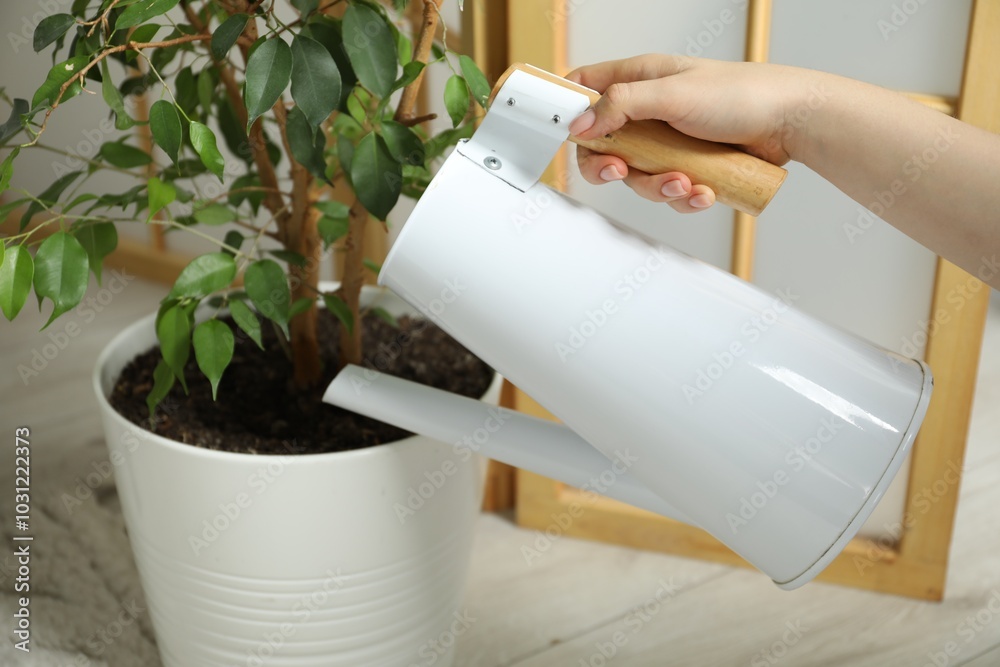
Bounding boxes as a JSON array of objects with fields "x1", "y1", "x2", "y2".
[{"x1": 567, "y1": 54, "x2": 809, "y2": 213}]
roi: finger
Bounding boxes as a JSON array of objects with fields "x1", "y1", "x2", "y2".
[
  {"x1": 621, "y1": 170, "x2": 693, "y2": 203},
  {"x1": 575, "y1": 145, "x2": 629, "y2": 185},
  {"x1": 566, "y1": 54, "x2": 694, "y2": 93},
  {"x1": 570, "y1": 78, "x2": 683, "y2": 141},
  {"x1": 667, "y1": 184, "x2": 716, "y2": 214}
]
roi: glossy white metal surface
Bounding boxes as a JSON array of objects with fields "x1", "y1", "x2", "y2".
[
  {"x1": 364, "y1": 146, "x2": 933, "y2": 587},
  {"x1": 93, "y1": 286, "x2": 501, "y2": 667}
]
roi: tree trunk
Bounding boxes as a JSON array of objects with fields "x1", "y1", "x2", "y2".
[
  {"x1": 338, "y1": 197, "x2": 369, "y2": 370},
  {"x1": 289, "y1": 205, "x2": 323, "y2": 387}
]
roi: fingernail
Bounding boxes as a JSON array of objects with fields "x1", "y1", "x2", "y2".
[
  {"x1": 599, "y1": 165, "x2": 623, "y2": 182},
  {"x1": 689, "y1": 194, "x2": 713, "y2": 209},
  {"x1": 569, "y1": 109, "x2": 596, "y2": 136},
  {"x1": 661, "y1": 179, "x2": 687, "y2": 198}
]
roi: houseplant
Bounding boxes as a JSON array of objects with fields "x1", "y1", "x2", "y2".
[{"x1": 0, "y1": 0, "x2": 498, "y2": 663}]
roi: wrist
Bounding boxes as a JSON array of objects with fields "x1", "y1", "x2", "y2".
[{"x1": 780, "y1": 70, "x2": 843, "y2": 165}]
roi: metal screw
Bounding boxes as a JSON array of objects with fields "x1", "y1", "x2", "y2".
[
  {"x1": 484, "y1": 156, "x2": 502, "y2": 170},
  {"x1": 552, "y1": 114, "x2": 561, "y2": 123},
  {"x1": 506, "y1": 97, "x2": 515, "y2": 106}
]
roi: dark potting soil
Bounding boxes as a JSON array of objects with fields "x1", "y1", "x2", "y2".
[{"x1": 109, "y1": 309, "x2": 494, "y2": 455}]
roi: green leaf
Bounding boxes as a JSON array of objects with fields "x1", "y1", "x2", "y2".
[
  {"x1": 337, "y1": 134, "x2": 354, "y2": 180},
  {"x1": 289, "y1": 296, "x2": 313, "y2": 319},
  {"x1": 149, "y1": 100, "x2": 182, "y2": 165},
  {"x1": 342, "y1": 4, "x2": 397, "y2": 98},
  {"x1": 0, "y1": 99, "x2": 29, "y2": 144},
  {"x1": 125, "y1": 24, "x2": 161, "y2": 63},
  {"x1": 193, "y1": 319, "x2": 234, "y2": 399},
  {"x1": 73, "y1": 222, "x2": 117, "y2": 283},
  {"x1": 34, "y1": 14, "x2": 77, "y2": 53},
  {"x1": 169, "y1": 252, "x2": 236, "y2": 298},
  {"x1": 269, "y1": 249, "x2": 307, "y2": 268},
  {"x1": 244, "y1": 259, "x2": 289, "y2": 334},
  {"x1": 146, "y1": 359, "x2": 175, "y2": 417},
  {"x1": 173, "y1": 66, "x2": 198, "y2": 117},
  {"x1": 156, "y1": 303, "x2": 191, "y2": 389},
  {"x1": 115, "y1": 0, "x2": 180, "y2": 30},
  {"x1": 291, "y1": 0, "x2": 318, "y2": 15},
  {"x1": 363, "y1": 258, "x2": 381, "y2": 274},
  {"x1": 0, "y1": 245, "x2": 33, "y2": 320},
  {"x1": 147, "y1": 176, "x2": 176, "y2": 220},
  {"x1": 315, "y1": 200, "x2": 350, "y2": 218},
  {"x1": 322, "y1": 293, "x2": 353, "y2": 334},
  {"x1": 380, "y1": 120, "x2": 424, "y2": 166},
  {"x1": 222, "y1": 230, "x2": 244, "y2": 256},
  {"x1": 371, "y1": 306, "x2": 398, "y2": 328},
  {"x1": 318, "y1": 216, "x2": 349, "y2": 248},
  {"x1": 351, "y1": 132, "x2": 401, "y2": 221},
  {"x1": 197, "y1": 69, "x2": 215, "y2": 120},
  {"x1": 444, "y1": 75, "x2": 469, "y2": 128},
  {"x1": 193, "y1": 203, "x2": 236, "y2": 225},
  {"x1": 32, "y1": 55, "x2": 89, "y2": 110},
  {"x1": 285, "y1": 105, "x2": 328, "y2": 182},
  {"x1": 291, "y1": 34, "x2": 341, "y2": 128},
  {"x1": 32, "y1": 232, "x2": 89, "y2": 328},
  {"x1": 0, "y1": 147, "x2": 19, "y2": 195},
  {"x1": 211, "y1": 13, "x2": 249, "y2": 61},
  {"x1": 190, "y1": 121, "x2": 225, "y2": 181},
  {"x1": 304, "y1": 15, "x2": 356, "y2": 109},
  {"x1": 396, "y1": 27, "x2": 412, "y2": 65},
  {"x1": 244, "y1": 37, "x2": 291, "y2": 130},
  {"x1": 99, "y1": 140, "x2": 152, "y2": 168},
  {"x1": 424, "y1": 123, "x2": 475, "y2": 161},
  {"x1": 100, "y1": 59, "x2": 134, "y2": 130},
  {"x1": 227, "y1": 298, "x2": 262, "y2": 349},
  {"x1": 20, "y1": 171, "x2": 83, "y2": 231},
  {"x1": 459, "y1": 55, "x2": 491, "y2": 109}
]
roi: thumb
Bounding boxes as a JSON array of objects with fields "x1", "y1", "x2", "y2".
[{"x1": 569, "y1": 79, "x2": 675, "y2": 140}]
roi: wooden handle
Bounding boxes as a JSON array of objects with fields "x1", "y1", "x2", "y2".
[{"x1": 490, "y1": 64, "x2": 787, "y2": 217}]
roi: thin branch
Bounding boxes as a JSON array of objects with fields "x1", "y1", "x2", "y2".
[
  {"x1": 394, "y1": 0, "x2": 443, "y2": 122},
  {"x1": 399, "y1": 112, "x2": 437, "y2": 127},
  {"x1": 23, "y1": 34, "x2": 211, "y2": 147}
]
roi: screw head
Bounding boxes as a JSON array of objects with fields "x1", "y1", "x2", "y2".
[
  {"x1": 552, "y1": 114, "x2": 561, "y2": 123},
  {"x1": 506, "y1": 97, "x2": 515, "y2": 106},
  {"x1": 484, "y1": 156, "x2": 502, "y2": 170}
]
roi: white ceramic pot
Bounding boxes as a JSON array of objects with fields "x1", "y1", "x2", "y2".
[{"x1": 93, "y1": 285, "x2": 500, "y2": 667}]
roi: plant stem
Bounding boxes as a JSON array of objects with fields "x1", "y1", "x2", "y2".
[
  {"x1": 394, "y1": 0, "x2": 444, "y2": 123},
  {"x1": 337, "y1": 196, "x2": 368, "y2": 369}
]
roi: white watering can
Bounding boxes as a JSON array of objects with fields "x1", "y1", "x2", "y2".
[{"x1": 323, "y1": 64, "x2": 933, "y2": 590}]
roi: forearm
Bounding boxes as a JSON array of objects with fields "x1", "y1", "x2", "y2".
[{"x1": 790, "y1": 72, "x2": 1000, "y2": 288}]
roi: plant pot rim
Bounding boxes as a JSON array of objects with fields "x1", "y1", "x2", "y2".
[{"x1": 92, "y1": 283, "x2": 502, "y2": 464}]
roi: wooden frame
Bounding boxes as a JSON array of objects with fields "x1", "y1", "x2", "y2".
[{"x1": 503, "y1": 0, "x2": 995, "y2": 600}]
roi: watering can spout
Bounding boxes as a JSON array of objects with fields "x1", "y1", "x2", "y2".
[{"x1": 323, "y1": 366, "x2": 692, "y2": 524}]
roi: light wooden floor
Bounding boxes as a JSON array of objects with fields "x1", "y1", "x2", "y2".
[{"x1": 1, "y1": 277, "x2": 998, "y2": 667}]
